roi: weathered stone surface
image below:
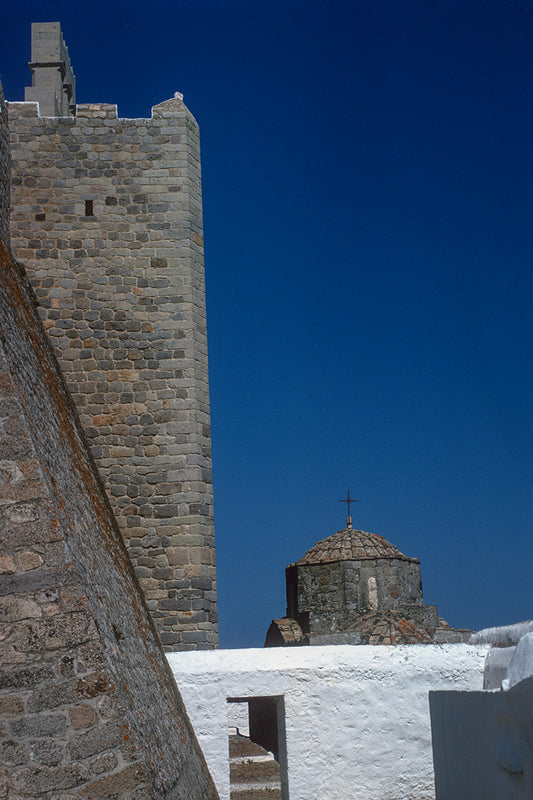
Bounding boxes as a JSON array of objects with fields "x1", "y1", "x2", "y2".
[
  {"x1": 7, "y1": 30, "x2": 217, "y2": 651},
  {"x1": 0, "y1": 695, "x2": 24, "y2": 716},
  {"x1": 268, "y1": 524, "x2": 444, "y2": 647},
  {"x1": 68, "y1": 703, "x2": 98, "y2": 730},
  {"x1": 0, "y1": 79, "x2": 8, "y2": 248},
  {"x1": 10, "y1": 763, "x2": 91, "y2": 793},
  {"x1": 78, "y1": 763, "x2": 147, "y2": 798},
  {"x1": 29, "y1": 738, "x2": 65, "y2": 766},
  {"x1": 24, "y1": 22, "x2": 76, "y2": 118},
  {"x1": 9, "y1": 713, "x2": 68, "y2": 739},
  {"x1": 0, "y1": 71, "x2": 219, "y2": 799},
  {"x1": 89, "y1": 750, "x2": 118, "y2": 775}
]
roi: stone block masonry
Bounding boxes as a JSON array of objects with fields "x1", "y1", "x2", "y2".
[
  {"x1": 0, "y1": 86, "x2": 8, "y2": 248},
  {"x1": 0, "y1": 78, "x2": 219, "y2": 799},
  {"x1": 8, "y1": 88, "x2": 217, "y2": 650}
]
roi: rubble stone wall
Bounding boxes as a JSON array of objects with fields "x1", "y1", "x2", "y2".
[
  {"x1": 8, "y1": 95, "x2": 217, "y2": 650},
  {"x1": 294, "y1": 558, "x2": 429, "y2": 633},
  {"x1": 0, "y1": 80, "x2": 219, "y2": 799}
]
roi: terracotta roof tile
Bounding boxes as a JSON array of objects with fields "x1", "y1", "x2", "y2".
[
  {"x1": 294, "y1": 527, "x2": 417, "y2": 566},
  {"x1": 348, "y1": 611, "x2": 433, "y2": 645},
  {"x1": 266, "y1": 618, "x2": 306, "y2": 646}
]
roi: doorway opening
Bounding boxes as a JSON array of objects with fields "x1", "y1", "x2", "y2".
[{"x1": 227, "y1": 695, "x2": 289, "y2": 799}]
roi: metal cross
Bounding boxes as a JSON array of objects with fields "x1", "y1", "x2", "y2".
[{"x1": 340, "y1": 490, "x2": 357, "y2": 527}]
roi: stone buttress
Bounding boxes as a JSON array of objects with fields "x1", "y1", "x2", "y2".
[{"x1": 7, "y1": 27, "x2": 217, "y2": 650}]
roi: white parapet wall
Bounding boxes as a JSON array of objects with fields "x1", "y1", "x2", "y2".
[
  {"x1": 167, "y1": 643, "x2": 489, "y2": 800},
  {"x1": 430, "y1": 631, "x2": 533, "y2": 799}
]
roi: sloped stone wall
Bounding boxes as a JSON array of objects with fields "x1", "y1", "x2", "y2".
[
  {"x1": 0, "y1": 80, "x2": 219, "y2": 799},
  {"x1": 0, "y1": 84, "x2": 8, "y2": 248},
  {"x1": 8, "y1": 94, "x2": 217, "y2": 650}
]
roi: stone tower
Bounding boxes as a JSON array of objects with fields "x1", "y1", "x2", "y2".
[
  {"x1": 0, "y1": 77, "x2": 219, "y2": 800},
  {"x1": 7, "y1": 23, "x2": 217, "y2": 650}
]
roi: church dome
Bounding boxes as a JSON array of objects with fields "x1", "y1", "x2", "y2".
[{"x1": 294, "y1": 527, "x2": 418, "y2": 565}]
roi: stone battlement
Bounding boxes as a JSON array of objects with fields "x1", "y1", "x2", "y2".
[{"x1": 25, "y1": 22, "x2": 76, "y2": 117}]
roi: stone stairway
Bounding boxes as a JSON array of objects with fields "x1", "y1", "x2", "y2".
[{"x1": 229, "y1": 734, "x2": 282, "y2": 799}]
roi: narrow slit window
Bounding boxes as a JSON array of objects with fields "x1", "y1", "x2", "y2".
[
  {"x1": 85, "y1": 200, "x2": 94, "y2": 217},
  {"x1": 368, "y1": 576, "x2": 378, "y2": 610}
]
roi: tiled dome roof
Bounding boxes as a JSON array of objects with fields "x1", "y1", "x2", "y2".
[{"x1": 295, "y1": 527, "x2": 417, "y2": 565}]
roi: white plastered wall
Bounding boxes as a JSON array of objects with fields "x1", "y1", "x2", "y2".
[
  {"x1": 167, "y1": 644, "x2": 488, "y2": 800},
  {"x1": 430, "y1": 632, "x2": 533, "y2": 799}
]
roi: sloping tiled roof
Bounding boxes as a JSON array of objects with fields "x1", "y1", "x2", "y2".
[
  {"x1": 294, "y1": 527, "x2": 417, "y2": 565},
  {"x1": 265, "y1": 618, "x2": 306, "y2": 647},
  {"x1": 348, "y1": 611, "x2": 433, "y2": 645}
]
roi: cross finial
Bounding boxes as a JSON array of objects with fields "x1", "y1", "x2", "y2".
[{"x1": 339, "y1": 490, "x2": 357, "y2": 529}]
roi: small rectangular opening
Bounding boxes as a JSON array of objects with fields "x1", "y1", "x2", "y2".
[
  {"x1": 227, "y1": 695, "x2": 289, "y2": 799},
  {"x1": 84, "y1": 200, "x2": 94, "y2": 217}
]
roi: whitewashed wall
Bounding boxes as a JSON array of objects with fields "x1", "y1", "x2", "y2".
[
  {"x1": 167, "y1": 644, "x2": 488, "y2": 800},
  {"x1": 431, "y1": 632, "x2": 533, "y2": 800}
]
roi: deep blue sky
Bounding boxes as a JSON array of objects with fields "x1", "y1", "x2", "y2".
[{"x1": 2, "y1": 1, "x2": 532, "y2": 648}]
